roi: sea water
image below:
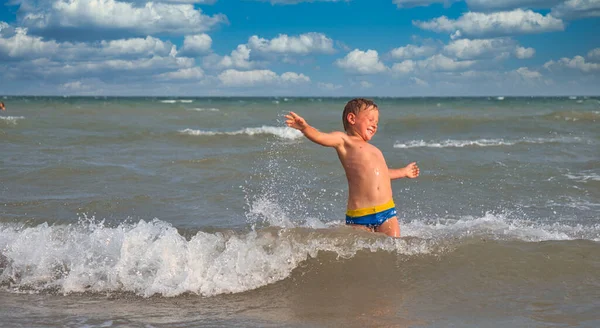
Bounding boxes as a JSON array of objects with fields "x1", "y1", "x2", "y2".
[{"x1": 1, "y1": 96, "x2": 599, "y2": 327}]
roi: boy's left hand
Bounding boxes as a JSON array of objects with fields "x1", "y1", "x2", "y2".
[{"x1": 405, "y1": 162, "x2": 419, "y2": 178}]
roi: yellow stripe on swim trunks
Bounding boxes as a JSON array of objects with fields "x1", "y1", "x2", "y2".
[{"x1": 346, "y1": 200, "x2": 395, "y2": 217}]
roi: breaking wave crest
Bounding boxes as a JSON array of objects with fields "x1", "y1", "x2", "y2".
[
  {"x1": 393, "y1": 137, "x2": 583, "y2": 149},
  {"x1": 179, "y1": 126, "x2": 302, "y2": 140}
]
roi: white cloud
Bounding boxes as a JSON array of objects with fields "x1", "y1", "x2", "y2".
[
  {"x1": 390, "y1": 44, "x2": 437, "y2": 60},
  {"x1": 551, "y1": 0, "x2": 600, "y2": 19},
  {"x1": 256, "y1": 0, "x2": 346, "y2": 4},
  {"x1": 335, "y1": 49, "x2": 388, "y2": 74},
  {"x1": 20, "y1": 0, "x2": 227, "y2": 37},
  {"x1": 410, "y1": 76, "x2": 429, "y2": 86},
  {"x1": 544, "y1": 55, "x2": 600, "y2": 73},
  {"x1": 218, "y1": 45, "x2": 254, "y2": 69},
  {"x1": 317, "y1": 82, "x2": 342, "y2": 90},
  {"x1": 417, "y1": 54, "x2": 477, "y2": 72},
  {"x1": 248, "y1": 33, "x2": 335, "y2": 55},
  {"x1": 100, "y1": 36, "x2": 174, "y2": 57},
  {"x1": 444, "y1": 38, "x2": 513, "y2": 59},
  {"x1": 0, "y1": 27, "x2": 60, "y2": 59},
  {"x1": 466, "y1": 0, "x2": 562, "y2": 11},
  {"x1": 392, "y1": 0, "x2": 453, "y2": 8},
  {"x1": 360, "y1": 81, "x2": 373, "y2": 88},
  {"x1": 156, "y1": 67, "x2": 204, "y2": 80},
  {"x1": 60, "y1": 80, "x2": 90, "y2": 91},
  {"x1": 0, "y1": 26, "x2": 174, "y2": 61},
  {"x1": 514, "y1": 66, "x2": 542, "y2": 79},
  {"x1": 281, "y1": 72, "x2": 310, "y2": 83},
  {"x1": 217, "y1": 69, "x2": 310, "y2": 87},
  {"x1": 515, "y1": 46, "x2": 535, "y2": 59},
  {"x1": 588, "y1": 48, "x2": 600, "y2": 61},
  {"x1": 414, "y1": 9, "x2": 565, "y2": 38},
  {"x1": 158, "y1": 0, "x2": 217, "y2": 3},
  {"x1": 391, "y1": 60, "x2": 417, "y2": 75},
  {"x1": 180, "y1": 34, "x2": 212, "y2": 56},
  {"x1": 443, "y1": 38, "x2": 534, "y2": 60}
]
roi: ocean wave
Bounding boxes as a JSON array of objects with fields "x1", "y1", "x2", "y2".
[
  {"x1": 1, "y1": 211, "x2": 598, "y2": 298},
  {"x1": 0, "y1": 218, "x2": 434, "y2": 298},
  {"x1": 160, "y1": 99, "x2": 194, "y2": 104},
  {"x1": 187, "y1": 107, "x2": 220, "y2": 112},
  {"x1": 403, "y1": 212, "x2": 600, "y2": 242},
  {"x1": 545, "y1": 110, "x2": 600, "y2": 122},
  {"x1": 566, "y1": 171, "x2": 600, "y2": 183},
  {"x1": 0, "y1": 116, "x2": 25, "y2": 125},
  {"x1": 179, "y1": 126, "x2": 303, "y2": 140},
  {"x1": 393, "y1": 137, "x2": 581, "y2": 149}
]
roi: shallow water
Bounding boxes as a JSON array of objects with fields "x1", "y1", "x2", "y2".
[{"x1": 1, "y1": 96, "x2": 599, "y2": 327}]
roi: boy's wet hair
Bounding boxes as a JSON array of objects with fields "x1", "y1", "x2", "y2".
[{"x1": 342, "y1": 98, "x2": 378, "y2": 131}]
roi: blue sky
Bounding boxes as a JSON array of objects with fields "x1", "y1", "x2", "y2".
[{"x1": 1, "y1": 0, "x2": 599, "y2": 96}]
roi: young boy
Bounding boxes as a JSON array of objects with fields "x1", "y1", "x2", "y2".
[
  {"x1": 0, "y1": 102, "x2": 5, "y2": 111},
  {"x1": 285, "y1": 98, "x2": 419, "y2": 237}
]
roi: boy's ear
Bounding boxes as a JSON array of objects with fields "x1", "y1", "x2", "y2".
[{"x1": 347, "y1": 112, "x2": 356, "y2": 125}]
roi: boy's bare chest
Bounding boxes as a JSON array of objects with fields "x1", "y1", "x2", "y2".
[{"x1": 344, "y1": 143, "x2": 386, "y2": 166}]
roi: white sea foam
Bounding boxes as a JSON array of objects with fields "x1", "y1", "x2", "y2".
[
  {"x1": 566, "y1": 172, "x2": 600, "y2": 183},
  {"x1": 160, "y1": 99, "x2": 193, "y2": 104},
  {"x1": 393, "y1": 137, "x2": 581, "y2": 149},
  {"x1": 187, "y1": 107, "x2": 220, "y2": 112},
  {"x1": 403, "y1": 212, "x2": 600, "y2": 242},
  {"x1": 0, "y1": 116, "x2": 25, "y2": 125},
  {"x1": 1, "y1": 211, "x2": 597, "y2": 298},
  {"x1": 179, "y1": 126, "x2": 303, "y2": 140},
  {"x1": 0, "y1": 218, "x2": 429, "y2": 297}
]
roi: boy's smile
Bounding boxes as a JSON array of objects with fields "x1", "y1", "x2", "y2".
[{"x1": 351, "y1": 106, "x2": 379, "y2": 141}]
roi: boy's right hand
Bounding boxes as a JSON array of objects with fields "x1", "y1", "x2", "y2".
[{"x1": 285, "y1": 112, "x2": 308, "y2": 131}]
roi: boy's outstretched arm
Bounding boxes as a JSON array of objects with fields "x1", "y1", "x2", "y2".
[
  {"x1": 285, "y1": 111, "x2": 344, "y2": 148},
  {"x1": 389, "y1": 162, "x2": 420, "y2": 180}
]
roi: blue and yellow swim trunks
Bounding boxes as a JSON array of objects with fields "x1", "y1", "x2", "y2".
[{"x1": 345, "y1": 200, "x2": 397, "y2": 228}]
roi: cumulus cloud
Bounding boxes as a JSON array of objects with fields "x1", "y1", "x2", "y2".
[
  {"x1": 390, "y1": 44, "x2": 437, "y2": 60},
  {"x1": 0, "y1": 26, "x2": 60, "y2": 59},
  {"x1": 280, "y1": 72, "x2": 311, "y2": 83},
  {"x1": 359, "y1": 81, "x2": 373, "y2": 88},
  {"x1": 466, "y1": 0, "x2": 562, "y2": 11},
  {"x1": 414, "y1": 9, "x2": 565, "y2": 38},
  {"x1": 551, "y1": 0, "x2": 600, "y2": 19},
  {"x1": 392, "y1": 0, "x2": 455, "y2": 8},
  {"x1": 544, "y1": 55, "x2": 600, "y2": 73},
  {"x1": 444, "y1": 38, "x2": 511, "y2": 59},
  {"x1": 217, "y1": 69, "x2": 310, "y2": 87},
  {"x1": 19, "y1": 0, "x2": 227, "y2": 39},
  {"x1": 156, "y1": 67, "x2": 204, "y2": 80},
  {"x1": 335, "y1": 49, "x2": 388, "y2": 74},
  {"x1": 217, "y1": 45, "x2": 254, "y2": 69},
  {"x1": 391, "y1": 60, "x2": 417, "y2": 75},
  {"x1": 0, "y1": 26, "x2": 174, "y2": 61},
  {"x1": 410, "y1": 76, "x2": 429, "y2": 86},
  {"x1": 253, "y1": 0, "x2": 346, "y2": 4},
  {"x1": 514, "y1": 66, "x2": 542, "y2": 79},
  {"x1": 417, "y1": 54, "x2": 477, "y2": 71},
  {"x1": 179, "y1": 34, "x2": 212, "y2": 57},
  {"x1": 248, "y1": 33, "x2": 335, "y2": 55},
  {"x1": 588, "y1": 48, "x2": 600, "y2": 61},
  {"x1": 443, "y1": 38, "x2": 534, "y2": 60},
  {"x1": 515, "y1": 46, "x2": 535, "y2": 58},
  {"x1": 317, "y1": 82, "x2": 342, "y2": 90}
]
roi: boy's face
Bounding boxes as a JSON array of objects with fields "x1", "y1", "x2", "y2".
[{"x1": 348, "y1": 106, "x2": 379, "y2": 141}]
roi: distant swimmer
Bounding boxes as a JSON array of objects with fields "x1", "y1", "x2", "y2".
[
  {"x1": 0, "y1": 101, "x2": 5, "y2": 111},
  {"x1": 286, "y1": 98, "x2": 419, "y2": 238}
]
